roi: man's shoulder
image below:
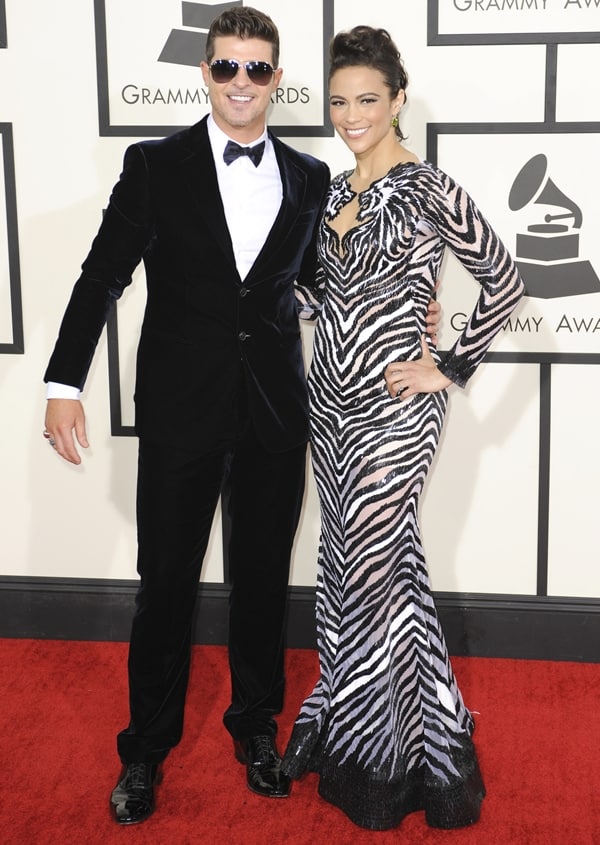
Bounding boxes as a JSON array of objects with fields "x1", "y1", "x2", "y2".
[
  {"x1": 270, "y1": 133, "x2": 328, "y2": 177},
  {"x1": 128, "y1": 119, "x2": 207, "y2": 165}
]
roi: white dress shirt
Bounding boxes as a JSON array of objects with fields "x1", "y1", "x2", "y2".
[
  {"x1": 207, "y1": 115, "x2": 282, "y2": 280},
  {"x1": 47, "y1": 115, "x2": 283, "y2": 399}
]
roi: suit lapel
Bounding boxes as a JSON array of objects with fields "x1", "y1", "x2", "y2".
[
  {"x1": 181, "y1": 119, "x2": 237, "y2": 271},
  {"x1": 244, "y1": 133, "x2": 307, "y2": 286},
  {"x1": 180, "y1": 120, "x2": 308, "y2": 283}
]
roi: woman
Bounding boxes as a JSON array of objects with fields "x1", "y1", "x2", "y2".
[{"x1": 282, "y1": 26, "x2": 524, "y2": 831}]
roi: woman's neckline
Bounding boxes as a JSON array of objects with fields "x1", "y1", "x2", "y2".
[{"x1": 343, "y1": 158, "x2": 422, "y2": 195}]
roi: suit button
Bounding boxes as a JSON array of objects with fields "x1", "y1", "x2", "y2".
[
  {"x1": 238, "y1": 331, "x2": 251, "y2": 341},
  {"x1": 239, "y1": 287, "x2": 250, "y2": 297}
]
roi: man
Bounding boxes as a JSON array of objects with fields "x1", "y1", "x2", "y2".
[{"x1": 44, "y1": 6, "x2": 440, "y2": 826}]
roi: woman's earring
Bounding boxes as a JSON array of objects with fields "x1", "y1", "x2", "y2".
[{"x1": 391, "y1": 114, "x2": 399, "y2": 128}]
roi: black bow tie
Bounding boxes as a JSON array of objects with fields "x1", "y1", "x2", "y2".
[{"x1": 223, "y1": 140, "x2": 265, "y2": 167}]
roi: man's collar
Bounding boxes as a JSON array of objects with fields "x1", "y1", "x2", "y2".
[{"x1": 207, "y1": 114, "x2": 268, "y2": 155}]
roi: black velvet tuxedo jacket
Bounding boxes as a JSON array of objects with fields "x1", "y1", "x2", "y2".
[{"x1": 45, "y1": 117, "x2": 330, "y2": 452}]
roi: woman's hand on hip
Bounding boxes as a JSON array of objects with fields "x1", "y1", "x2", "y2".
[{"x1": 384, "y1": 335, "x2": 452, "y2": 399}]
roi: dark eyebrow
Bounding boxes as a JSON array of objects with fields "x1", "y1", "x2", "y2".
[{"x1": 329, "y1": 91, "x2": 381, "y2": 100}]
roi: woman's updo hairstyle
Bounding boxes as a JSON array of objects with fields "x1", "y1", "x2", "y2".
[{"x1": 328, "y1": 26, "x2": 409, "y2": 140}]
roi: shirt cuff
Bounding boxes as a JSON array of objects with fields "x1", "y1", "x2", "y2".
[{"x1": 46, "y1": 382, "x2": 81, "y2": 400}]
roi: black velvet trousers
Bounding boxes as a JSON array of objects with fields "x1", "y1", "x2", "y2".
[{"x1": 116, "y1": 421, "x2": 307, "y2": 764}]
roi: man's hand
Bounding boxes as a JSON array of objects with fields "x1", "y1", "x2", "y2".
[
  {"x1": 44, "y1": 399, "x2": 89, "y2": 465},
  {"x1": 384, "y1": 335, "x2": 452, "y2": 399},
  {"x1": 425, "y1": 293, "x2": 441, "y2": 346}
]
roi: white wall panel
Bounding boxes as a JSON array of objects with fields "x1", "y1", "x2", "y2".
[
  {"x1": 422, "y1": 362, "x2": 540, "y2": 594},
  {"x1": 548, "y1": 363, "x2": 600, "y2": 597}
]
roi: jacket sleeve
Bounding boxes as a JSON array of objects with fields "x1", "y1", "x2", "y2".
[
  {"x1": 294, "y1": 162, "x2": 330, "y2": 322},
  {"x1": 44, "y1": 144, "x2": 155, "y2": 389},
  {"x1": 295, "y1": 262, "x2": 326, "y2": 321}
]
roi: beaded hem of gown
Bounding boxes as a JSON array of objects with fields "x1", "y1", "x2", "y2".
[{"x1": 282, "y1": 719, "x2": 485, "y2": 831}]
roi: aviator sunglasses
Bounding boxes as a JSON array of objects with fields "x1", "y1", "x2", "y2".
[{"x1": 209, "y1": 59, "x2": 275, "y2": 86}]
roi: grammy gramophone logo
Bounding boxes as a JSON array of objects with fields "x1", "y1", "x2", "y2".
[{"x1": 508, "y1": 154, "x2": 600, "y2": 299}]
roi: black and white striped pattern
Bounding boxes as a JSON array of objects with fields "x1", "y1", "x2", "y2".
[{"x1": 284, "y1": 162, "x2": 523, "y2": 830}]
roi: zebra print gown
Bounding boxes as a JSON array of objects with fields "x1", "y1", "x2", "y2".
[{"x1": 282, "y1": 162, "x2": 524, "y2": 831}]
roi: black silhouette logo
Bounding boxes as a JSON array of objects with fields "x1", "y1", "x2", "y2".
[
  {"x1": 509, "y1": 154, "x2": 600, "y2": 299},
  {"x1": 159, "y1": 1, "x2": 242, "y2": 67}
]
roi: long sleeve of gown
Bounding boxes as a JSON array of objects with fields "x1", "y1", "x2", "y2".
[{"x1": 427, "y1": 171, "x2": 524, "y2": 387}]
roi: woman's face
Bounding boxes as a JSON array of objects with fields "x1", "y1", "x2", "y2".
[{"x1": 329, "y1": 65, "x2": 404, "y2": 156}]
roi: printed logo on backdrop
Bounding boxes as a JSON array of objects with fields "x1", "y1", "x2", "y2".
[
  {"x1": 94, "y1": 0, "x2": 334, "y2": 137},
  {"x1": 0, "y1": 0, "x2": 6, "y2": 48},
  {"x1": 0, "y1": 125, "x2": 24, "y2": 354},
  {"x1": 509, "y1": 153, "x2": 599, "y2": 300},
  {"x1": 428, "y1": 0, "x2": 600, "y2": 44},
  {"x1": 427, "y1": 1, "x2": 600, "y2": 360},
  {"x1": 428, "y1": 126, "x2": 600, "y2": 360}
]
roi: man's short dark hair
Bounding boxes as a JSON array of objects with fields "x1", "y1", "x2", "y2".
[{"x1": 206, "y1": 6, "x2": 280, "y2": 67}]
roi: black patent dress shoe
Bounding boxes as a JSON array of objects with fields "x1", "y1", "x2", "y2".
[
  {"x1": 110, "y1": 762, "x2": 161, "y2": 825},
  {"x1": 234, "y1": 734, "x2": 291, "y2": 798}
]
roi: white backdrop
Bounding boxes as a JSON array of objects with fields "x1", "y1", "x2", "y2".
[{"x1": 0, "y1": 0, "x2": 598, "y2": 598}]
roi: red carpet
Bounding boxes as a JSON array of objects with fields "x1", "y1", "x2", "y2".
[{"x1": 1, "y1": 639, "x2": 599, "y2": 844}]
